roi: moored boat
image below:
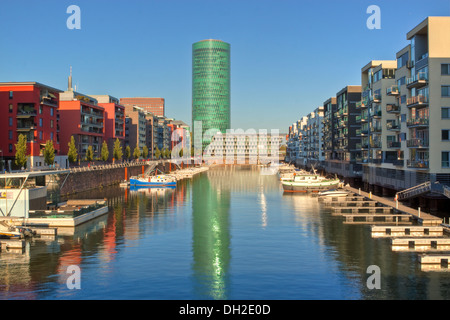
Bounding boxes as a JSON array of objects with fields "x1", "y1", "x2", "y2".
[
  {"x1": 281, "y1": 173, "x2": 340, "y2": 193},
  {"x1": 318, "y1": 189, "x2": 349, "y2": 197},
  {"x1": 129, "y1": 174, "x2": 177, "y2": 187}
]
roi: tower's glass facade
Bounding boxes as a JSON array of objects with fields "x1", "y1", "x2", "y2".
[{"x1": 192, "y1": 40, "x2": 230, "y2": 149}]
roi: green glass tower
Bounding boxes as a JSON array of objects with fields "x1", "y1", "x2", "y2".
[{"x1": 192, "y1": 39, "x2": 230, "y2": 149}]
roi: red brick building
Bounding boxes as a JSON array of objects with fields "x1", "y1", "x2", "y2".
[
  {"x1": 0, "y1": 82, "x2": 62, "y2": 166},
  {"x1": 120, "y1": 97, "x2": 165, "y2": 117}
]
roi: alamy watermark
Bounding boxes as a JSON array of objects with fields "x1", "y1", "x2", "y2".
[
  {"x1": 366, "y1": 265, "x2": 381, "y2": 289},
  {"x1": 66, "y1": 265, "x2": 81, "y2": 289},
  {"x1": 366, "y1": 5, "x2": 381, "y2": 30},
  {"x1": 67, "y1": 5, "x2": 81, "y2": 30}
]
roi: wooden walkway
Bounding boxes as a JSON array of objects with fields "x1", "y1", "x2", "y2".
[{"x1": 343, "y1": 186, "x2": 442, "y2": 226}]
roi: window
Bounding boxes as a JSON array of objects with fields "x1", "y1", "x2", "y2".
[
  {"x1": 397, "y1": 77, "x2": 406, "y2": 87},
  {"x1": 9, "y1": 104, "x2": 13, "y2": 113},
  {"x1": 39, "y1": 131, "x2": 42, "y2": 140},
  {"x1": 400, "y1": 95, "x2": 406, "y2": 104},
  {"x1": 9, "y1": 117, "x2": 12, "y2": 126},
  {"x1": 50, "y1": 120, "x2": 53, "y2": 128},
  {"x1": 443, "y1": 152, "x2": 450, "y2": 168},
  {"x1": 8, "y1": 131, "x2": 12, "y2": 140},
  {"x1": 9, "y1": 91, "x2": 13, "y2": 99},
  {"x1": 443, "y1": 86, "x2": 450, "y2": 97},
  {"x1": 442, "y1": 64, "x2": 450, "y2": 75},
  {"x1": 442, "y1": 107, "x2": 450, "y2": 119},
  {"x1": 401, "y1": 114, "x2": 406, "y2": 122},
  {"x1": 397, "y1": 52, "x2": 409, "y2": 68},
  {"x1": 50, "y1": 132, "x2": 54, "y2": 140},
  {"x1": 442, "y1": 129, "x2": 450, "y2": 140},
  {"x1": 39, "y1": 106, "x2": 43, "y2": 114},
  {"x1": 39, "y1": 118, "x2": 43, "y2": 127},
  {"x1": 9, "y1": 144, "x2": 12, "y2": 152},
  {"x1": 50, "y1": 108, "x2": 54, "y2": 116}
]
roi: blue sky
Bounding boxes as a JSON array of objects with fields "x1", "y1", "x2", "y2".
[{"x1": 0, "y1": 0, "x2": 449, "y2": 132}]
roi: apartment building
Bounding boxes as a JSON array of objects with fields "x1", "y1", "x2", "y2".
[
  {"x1": 287, "y1": 16, "x2": 450, "y2": 196},
  {"x1": 0, "y1": 82, "x2": 63, "y2": 169},
  {"x1": 90, "y1": 95, "x2": 126, "y2": 159},
  {"x1": 124, "y1": 105, "x2": 147, "y2": 153},
  {"x1": 321, "y1": 86, "x2": 362, "y2": 180}
]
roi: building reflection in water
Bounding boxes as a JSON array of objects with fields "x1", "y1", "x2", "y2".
[{"x1": 191, "y1": 168, "x2": 231, "y2": 300}]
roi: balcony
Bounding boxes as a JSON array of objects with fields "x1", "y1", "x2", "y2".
[
  {"x1": 16, "y1": 110, "x2": 37, "y2": 118},
  {"x1": 406, "y1": 72, "x2": 428, "y2": 89},
  {"x1": 370, "y1": 141, "x2": 382, "y2": 149},
  {"x1": 407, "y1": 138, "x2": 429, "y2": 148},
  {"x1": 371, "y1": 109, "x2": 382, "y2": 118},
  {"x1": 386, "y1": 86, "x2": 399, "y2": 96},
  {"x1": 387, "y1": 141, "x2": 401, "y2": 148},
  {"x1": 371, "y1": 126, "x2": 382, "y2": 133},
  {"x1": 372, "y1": 94, "x2": 381, "y2": 103},
  {"x1": 384, "y1": 159, "x2": 404, "y2": 166},
  {"x1": 407, "y1": 159, "x2": 429, "y2": 169},
  {"x1": 386, "y1": 104, "x2": 400, "y2": 113},
  {"x1": 407, "y1": 95, "x2": 428, "y2": 108},
  {"x1": 386, "y1": 122, "x2": 400, "y2": 131},
  {"x1": 406, "y1": 117, "x2": 429, "y2": 128}
]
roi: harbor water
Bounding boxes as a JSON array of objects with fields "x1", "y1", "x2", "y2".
[{"x1": 1, "y1": 165, "x2": 450, "y2": 300}]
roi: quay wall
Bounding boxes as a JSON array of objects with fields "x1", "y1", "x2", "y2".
[{"x1": 58, "y1": 161, "x2": 196, "y2": 196}]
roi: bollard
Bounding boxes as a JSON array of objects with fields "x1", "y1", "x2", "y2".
[
  {"x1": 369, "y1": 191, "x2": 372, "y2": 199},
  {"x1": 358, "y1": 188, "x2": 361, "y2": 195}
]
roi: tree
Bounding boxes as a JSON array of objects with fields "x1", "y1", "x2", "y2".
[
  {"x1": 101, "y1": 141, "x2": 109, "y2": 162},
  {"x1": 142, "y1": 145, "x2": 149, "y2": 159},
  {"x1": 15, "y1": 134, "x2": 28, "y2": 169},
  {"x1": 43, "y1": 140, "x2": 55, "y2": 166},
  {"x1": 133, "y1": 146, "x2": 141, "y2": 160},
  {"x1": 125, "y1": 145, "x2": 131, "y2": 160},
  {"x1": 86, "y1": 145, "x2": 94, "y2": 162},
  {"x1": 113, "y1": 138, "x2": 123, "y2": 162},
  {"x1": 67, "y1": 136, "x2": 78, "y2": 163},
  {"x1": 164, "y1": 148, "x2": 171, "y2": 159},
  {"x1": 154, "y1": 146, "x2": 161, "y2": 159}
]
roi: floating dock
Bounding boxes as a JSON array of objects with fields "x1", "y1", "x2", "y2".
[{"x1": 319, "y1": 185, "x2": 449, "y2": 271}]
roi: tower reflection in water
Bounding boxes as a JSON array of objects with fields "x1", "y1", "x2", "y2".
[{"x1": 191, "y1": 171, "x2": 231, "y2": 300}]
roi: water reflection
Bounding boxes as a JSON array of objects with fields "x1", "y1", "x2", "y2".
[{"x1": 192, "y1": 172, "x2": 231, "y2": 300}]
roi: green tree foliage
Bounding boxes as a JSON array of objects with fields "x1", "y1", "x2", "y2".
[
  {"x1": 125, "y1": 145, "x2": 131, "y2": 160},
  {"x1": 67, "y1": 136, "x2": 78, "y2": 163},
  {"x1": 133, "y1": 146, "x2": 141, "y2": 160},
  {"x1": 142, "y1": 145, "x2": 149, "y2": 159},
  {"x1": 101, "y1": 141, "x2": 109, "y2": 162},
  {"x1": 15, "y1": 134, "x2": 28, "y2": 168},
  {"x1": 154, "y1": 146, "x2": 161, "y2": 159},
  {"x1": 43, "y1": 140, "x2": 55, "y2": 166},
  {"x1": 86, "y1": 145, "x2": 94, "y2": 162},
  {"x1": 113, "y1": 138, "x2": 123, "y2": 162}
]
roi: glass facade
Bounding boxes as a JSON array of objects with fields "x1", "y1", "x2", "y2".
[{"x1": 192, "y1": 40, "x2": 230, "y2": 149}]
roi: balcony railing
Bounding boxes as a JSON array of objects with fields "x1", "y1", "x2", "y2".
[
  {"x1": 386, "y1": 122, "x2": 400, "y2": 131},
  {"x1": 370, "y1": 141, "x2": 382, "y2": 148},
  {"x1": 386, "y1": 86, "x2": 399, "y2": 96},
  {"x1": 406, "y1": 72, "x2": 428, "y2": 88},
  {"x1": 407, "y1": 159, "x2": 429, "y2": 169},
  {"x1": 406, "y1": 117, "x2": 429, "y2": 127},
  {"x1": 372, "y1": 93, "x2": 381, "y2": 103},
  {"x1": 386, "y1": 104, "x2": 400, "y2": 113},
  {"x1": 407, "y1": 95, "x2": 428, "y2": 107},
  {"x1": 406, "y1": 138, "x2": 429, "y2": 148},
  {"x1": 387, "y1": 141, "x2": 401, "y2": 148}
]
